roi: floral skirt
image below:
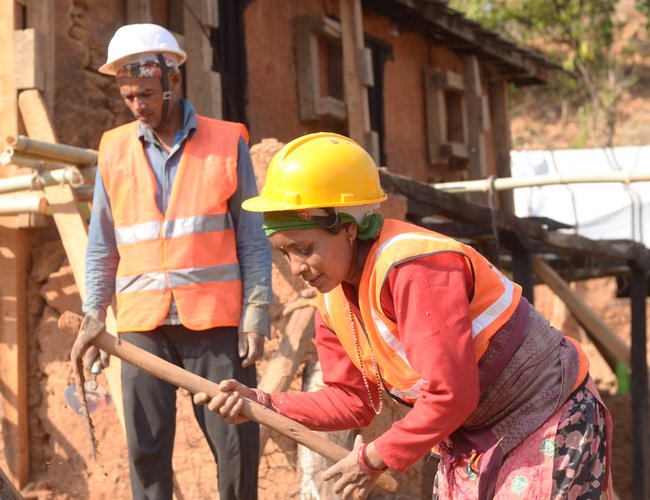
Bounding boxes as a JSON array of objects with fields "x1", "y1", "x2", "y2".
[{"x1": 432, "y1": 385, "x2": 608, "y2": 499}]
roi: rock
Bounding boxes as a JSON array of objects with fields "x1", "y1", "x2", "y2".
[
  {"x1": 30, "y1": 240, "x2": 66, "y2": 283},
  {"x1": 40, "y1": 264, "x2": 83, "y2": 316}
]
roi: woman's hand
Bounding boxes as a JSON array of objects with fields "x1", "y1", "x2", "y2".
[
  {"x1": 193, "y1": 379, "x2": 255, "y2": 424},
  {"x1": 322, "y1": 434, "x2": 385, "y2": 499}
]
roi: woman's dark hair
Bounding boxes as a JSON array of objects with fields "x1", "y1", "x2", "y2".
[{"x1": 312, "y1": 207, "x2": 345, "y2": 234}]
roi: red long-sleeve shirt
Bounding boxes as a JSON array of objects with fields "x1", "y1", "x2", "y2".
[{"x1": 268, "y1": 252, "x2": 481, "y2": 472}]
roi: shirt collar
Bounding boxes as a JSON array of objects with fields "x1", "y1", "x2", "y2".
[{"x1": 137, "y1": 99, "x2": 198, "y2": 145}]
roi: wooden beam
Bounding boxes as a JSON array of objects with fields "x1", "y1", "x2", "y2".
[
  {"x1": 380, "y1": 170, "x2": 650, "y2": 267},
  {"x1": 13, "y1": 28, "x2": 44, "y2": 92},
  {"x1": 0, "y1": 0, "x2": 26, "y2": 489},
  {"x1": 26, "y1": 0, "x2": 55, "y2": 113},
  {"x1": 43, "y1": 184, "x2": 126, "y2": 432},
  {"x1": 629, "y1": 260, "x2": 648, "y2": 500},
  {"x1": 0, "y1": 225, "x2": 29, "y2": 488},
  {"x1": 0, "y1": 0, "x2": 18, "y2": 140},
  {"x1": 340, "y1": 0, "x2": 372, "y2": 155},
  {"x1": 532, "y1": 256, "x2": 631, "y2": 369},
  {"x1": 462, "y1": 55, "x2": 487, "y2": 186},
  {"x1": 488, "y1": 78, "x2": 515, "y2": 214},
  {"x1": 18, "y1": 89, "x2": 57, "y2": 143}
]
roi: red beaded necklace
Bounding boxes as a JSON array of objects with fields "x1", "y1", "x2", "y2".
[{"x1": 348, "y1": 305, "x2": 383, "y2": 414}]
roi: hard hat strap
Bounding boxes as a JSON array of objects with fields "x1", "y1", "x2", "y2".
[{"x1": 156, "y1": 53, "x2": 171, "y2": 122}]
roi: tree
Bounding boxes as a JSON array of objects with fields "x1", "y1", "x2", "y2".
[{"x1": 450, "y1": 0, "x2": 644, "y2": 147}]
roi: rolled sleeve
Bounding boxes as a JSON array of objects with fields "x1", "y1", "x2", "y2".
[{"x1": 229, "y1": 137, "x2": 272, "y2": 337}]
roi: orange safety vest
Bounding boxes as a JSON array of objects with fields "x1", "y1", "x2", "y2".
[
  {"x1": 98, "y1": 116, "x2": 248, "y2": 332},
  {"x1": 317, "y1": 219, "x2": 523, "y2": 405}
]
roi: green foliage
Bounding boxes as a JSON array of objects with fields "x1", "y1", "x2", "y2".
[{"x1": 449, "y1": 0, "x2": 644, "y2": 146}]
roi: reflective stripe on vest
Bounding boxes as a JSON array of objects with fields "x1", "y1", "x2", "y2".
[
  {"x1": 99, "y1": 116, "x2": 248, "y2": 332},
  {"x1": 318, "y1": 219, "x2": 522, "y2": 405}
]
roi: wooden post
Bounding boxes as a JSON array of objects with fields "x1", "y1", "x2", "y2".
[
  {"x1": 488, "y1": 78, "x2": 515, "y2": 214},
  {"x1": 0, "y1": 224, "x2": 29, "y2": 488},
  {"x1": 26, "y1": 0, "x2": 54, "y2": 114},
  {"x1": 0, "y1": 0, "x2": 18, "y2": 139},
  {"x1": 340, "y1": 0, "x2": 374, "y2": 157},
  {"x1": 462, "y1": 55, "x2": 487, "y2": 204},
  {"x1": 0, "y1": 0, "x2": 28, "y2": 489},
  {"x1": 18, "y1": 90, "x2": 57, "y2": 143},
  {"x1": 629, "y1": 260, "x2": 648, "y2": 500},
  {"x1": 183, "y1": 0, "x2": 222, "y2": 118},
  {"x1": 43, "y1": 184, "x2": 126, "y2": 432},
  {"x1": 511, "y1": 247, "x2": 534, "y2": 304}
]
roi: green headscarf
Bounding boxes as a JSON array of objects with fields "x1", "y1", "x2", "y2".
[{"x1": 262, "y1": 210, "x2": 383, "y2": 240}]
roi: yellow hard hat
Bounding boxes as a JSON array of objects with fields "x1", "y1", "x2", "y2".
[{"x1": 243, "y1": 132, "x2": 387, "y2": 212}]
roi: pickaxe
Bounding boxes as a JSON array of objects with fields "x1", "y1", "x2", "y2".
[{"x1": 60, "y1": 311, "x2": 400, "y2": 493}]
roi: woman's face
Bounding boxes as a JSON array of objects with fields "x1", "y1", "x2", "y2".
[{"x1": 269, "y1": 224, "x2": 359, "y2": 293}]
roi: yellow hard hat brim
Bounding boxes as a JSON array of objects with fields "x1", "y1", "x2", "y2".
[{"x1": 242, "y1": 193, "x2": 387, "y2": 213}]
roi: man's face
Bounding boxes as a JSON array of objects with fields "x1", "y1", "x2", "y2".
[{"x1": 117, "y1": 75, "x2": 179, "y2": 129}]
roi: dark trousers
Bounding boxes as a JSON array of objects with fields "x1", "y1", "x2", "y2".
[{"x1": 121, "y1": 325, "x2": 259, "y2": 500}]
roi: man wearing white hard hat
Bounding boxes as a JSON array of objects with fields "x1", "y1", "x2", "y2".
[{"x1": 82, "y1": 23, "x2": 271, "y2": 499}]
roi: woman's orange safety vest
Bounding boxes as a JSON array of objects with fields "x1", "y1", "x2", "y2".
[
  {"x1": 98, "y1": 116, "x2": 248, "y2": 332},
  {"x1": 317, "y1": 219, "x2": 523, "y2": 405}
]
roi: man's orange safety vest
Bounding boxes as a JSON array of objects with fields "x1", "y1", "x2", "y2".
[
  {"x1": 317, "y1": 219, "x2": 523, "y2": 405},
  {"x1": 98, "y1": 116, "x2": 248, "y2": 332}
]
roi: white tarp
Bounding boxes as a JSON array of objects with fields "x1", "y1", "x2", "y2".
[{"x1": 510, "y1": 146, "x2": 650, "y2": 249}]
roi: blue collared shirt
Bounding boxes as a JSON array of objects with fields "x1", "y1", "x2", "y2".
[{"x1": 84, "y1": 100, "x2": 272, "y2": 336}]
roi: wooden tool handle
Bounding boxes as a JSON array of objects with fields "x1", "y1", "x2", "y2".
[{"x1": 59, "y1": 311, "x2": 399, "y2": 493}]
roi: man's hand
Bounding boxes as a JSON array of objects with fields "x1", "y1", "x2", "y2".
[
  {"x1": 79, "y1": 314, "x2": 110, "y2": 372},
  {"x1": 82, "y1": 345, "x2": 110, "y2": 373},
  {"x1": 238, "y1": 331, "x2": 265, "y2": 368}
]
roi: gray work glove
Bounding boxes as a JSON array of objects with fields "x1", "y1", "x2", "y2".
[
  {"x1": 238, "y1": 331, "x2": 265, "y2": 368},
  {"x1": 80, "y1": 313, "x2": 110, "y2": 373}
]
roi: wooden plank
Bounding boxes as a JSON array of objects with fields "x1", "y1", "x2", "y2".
[
  {"x1": 13, "y1": 28, "x2": 44, "y2": 91},
  {"x1": 26, "y1": 0, "x2": 55, "y2": 113},
  {"x1": 629, "y1": 261, "x2": 648, "y2": 500},
  {"x1": 0, "y1": 0, "x2": 18, "y2": 140},
  {"x1": 0, "y1": 225, "x2": 29, "y2": 488},
  {"x1": 340, "y1": 0, "x2": 372, "y2": 154},
  {"x1": 488, "y1": 78, "x2": 514, "y2": 214},
  {"x1": 532, "y1": 256, "x2": 631, "y2": 369},
  {"x1": 43, "y1": 184, "x2": 126, "y2": 432},
  {"x1": 18, "y1": 89, "x2": 57, "y2": 143},
  {"x1": 0, "y1": 1, "x2": 26, "y2": 489}
]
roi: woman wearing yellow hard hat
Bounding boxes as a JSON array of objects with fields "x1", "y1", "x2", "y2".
[{"x1": 194, "y1": 132, "x2": 613, "y2": 499}]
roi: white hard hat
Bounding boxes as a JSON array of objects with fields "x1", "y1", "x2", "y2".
[{"x1": 99, "y1": 23, "x2": 187, "y2": 76}]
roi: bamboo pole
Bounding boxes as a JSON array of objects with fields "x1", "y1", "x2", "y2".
[
  {"x1": 6, "y1": 135, "x2": 97, "y2": 166},
  {"x1": 433, "y1": 172, "x2": 650, "y2": 193},
  {"x1": 0, "y1": 150, "x2": 72, "y2": 170},
  {"x1": 0, "y1": 193, "x2": 47, "y2": 215},
  {"x1": 0, "y1": 167, "x2": 84, "y2": 195}
]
